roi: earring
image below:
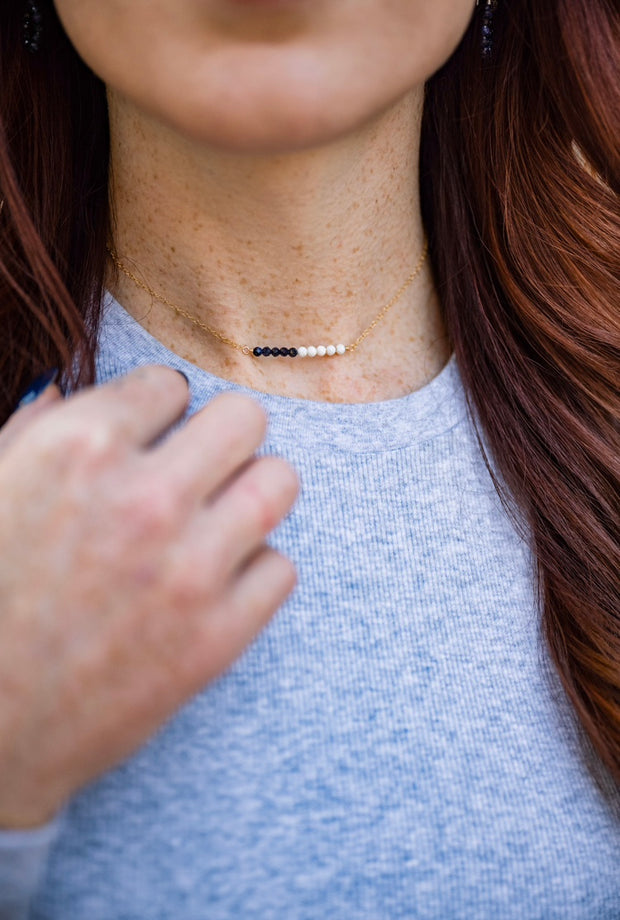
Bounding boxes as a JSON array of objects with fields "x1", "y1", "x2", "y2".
[
  {"x1": 23, "y1": 0, "x2": 43, "y2": 54},
  {"x1": 478, "y1": 0, "x2": 499, "y2": 59}
]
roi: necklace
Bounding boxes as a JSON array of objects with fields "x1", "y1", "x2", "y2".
[{"x1": 107, "y1": 240, "x2": 428, "y2": 359}]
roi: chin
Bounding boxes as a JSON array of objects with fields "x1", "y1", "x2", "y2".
[
  {"x1": 150, "y1": 62, "x2": 418, "y2": 155},
  {"x1": 167, "y1": 102, "x2": 376, "y2": 155}
]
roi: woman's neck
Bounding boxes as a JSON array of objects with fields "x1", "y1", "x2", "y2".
[{"x1": 108, "y1": 87, "x2": 450, "y2": 403}]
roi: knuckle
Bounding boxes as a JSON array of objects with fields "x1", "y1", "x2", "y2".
[
  {"x1": 154, "y1": 367, "x2": 189, "y2": 406},
  {"x1": 210, "y1": 394, "x2": 267, "y2": 441},
  {"x1": 168, "y1": 564, "x2": 215, "y2": 612},
  {"x1": 240, "y1": 475, "x2": 281, "y2": 533},
  {"x1": 41, "y1": 417, "x2": 119, "y2": 469},
  {"x1": 123, "y1": 480, "x2": 180, "y2": 537},
  {"x1": 105, "y1": 366, "x2": 189, "y2": 420}
]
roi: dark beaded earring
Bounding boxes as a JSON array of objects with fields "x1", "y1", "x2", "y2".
[
  {"x1": 480, "y1": 0, "x2": 499, "y2": 59},
  {"x1": 23, "y1": 0, "x2": 43, "y2": 54}
]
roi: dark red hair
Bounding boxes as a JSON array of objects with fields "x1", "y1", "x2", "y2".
[{"x1": 1, "y1": 1, "x2": 619, "y2": 779}]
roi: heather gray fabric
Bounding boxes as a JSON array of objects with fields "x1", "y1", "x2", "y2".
[{"x1": 1, "y1": 294, "x2": 619, "y2": 919}]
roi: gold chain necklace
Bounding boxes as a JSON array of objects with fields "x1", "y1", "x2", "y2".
[{"x1": 107, "y1": 241, "x2": 428, "y2": 359}]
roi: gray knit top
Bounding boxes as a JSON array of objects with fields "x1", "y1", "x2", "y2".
[{"x1": 1, "y1": 294, "x2": 619, "y2": 919}]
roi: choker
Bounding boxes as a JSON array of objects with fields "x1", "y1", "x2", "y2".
[{"x1": 107, "y1": 241, "x2": 428, "y2": 359}]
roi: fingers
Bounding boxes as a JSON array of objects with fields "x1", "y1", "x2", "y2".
[
  {"x1": 12, "y1": 371, "x2": 274, "y2": 513},
  {"x1": 189, "y1": 547, "x2": 297, "y2": 683},
  {"x1": 43, "y1": 366, "x2": 191, "y2": 451},
  {"x1": 179, "y1": 454, "x2": 299, "y2": 583},
  {"x1": 206, "y1": 454, "x2": 299, "y2": 576},
  {"x1": 149, "y1": 391, "x2": 268, "y2": 501}
]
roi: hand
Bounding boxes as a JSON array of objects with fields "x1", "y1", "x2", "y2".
[{"x1": 0, "y1": 367, "x2": 298, "y2": 828}]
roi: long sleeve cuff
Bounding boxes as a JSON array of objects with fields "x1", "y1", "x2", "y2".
[{"x1": 0, "y1": 812, "x2": 64, "y2": 920}]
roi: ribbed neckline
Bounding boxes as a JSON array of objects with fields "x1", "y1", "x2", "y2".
[{"x1": 99, "y1": 294, "x2": 468, "y2": 453}]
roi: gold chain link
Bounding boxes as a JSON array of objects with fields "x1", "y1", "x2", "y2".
[
  {"x1": 347, "y1": 239, "x2": 428, "y2": 353},
  {"x1": 107, "y1": 240, "x2": 428, "y2": 356}
]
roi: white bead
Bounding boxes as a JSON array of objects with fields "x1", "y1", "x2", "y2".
[
  {"x1": 316, "y1": 345, "x2": 327, "y2": 357},
  {"x1": 307, "y1": 346, "x2": 317, "y2": 357},
  {"x1": 326, "y1": 345, "x2": 336, "y2": 356},
  {"x1": 298, "y1": 346, "x2": 308, "y2": 357},
  {"x1": 336, "y1": 344, "x2": 346, "y2": 355}
]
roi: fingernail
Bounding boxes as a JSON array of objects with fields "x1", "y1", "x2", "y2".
[
  {"x1": 17, "y1": 368, "x2": 59, "y2": 409},
  {"x1": 174, "y1": 369, "x2": 190, "y2": 386}
]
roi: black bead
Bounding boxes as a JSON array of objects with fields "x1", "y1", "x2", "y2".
[
  {"x1": 272, "y1": 348, "x2": 281, "y2": 357},
  {"x1": 262, "y1": 347, "x2": 271, "y2": 356},
  {"x1": 288, "y1": 348, "x2": 298, "y2": 357},
  {"x1": 252, "y1": 347, "x2": 262, "y2": 356}
]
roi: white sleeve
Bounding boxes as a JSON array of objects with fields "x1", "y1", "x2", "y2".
[{"x1": 0, "y1": 813, "x2": 64, "y2": 920}]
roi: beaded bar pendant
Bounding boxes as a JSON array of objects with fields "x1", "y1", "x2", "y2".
[
  {"x1": 108, "y1": 241, "x2": 428, "y2": 362},
  {"x1": 251, "y1": 344, "x2": 348, "y2": 358}
]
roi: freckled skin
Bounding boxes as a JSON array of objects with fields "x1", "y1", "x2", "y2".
[
  {"x1": 57, "y1": 0, "x2": 474, "y2": 401},
  {"x1": 53, "y1": 0, "x2": 469, "y2": 403},
  {"x1": 0, "y1": 0, "x2": 481, "y2": 830}
]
